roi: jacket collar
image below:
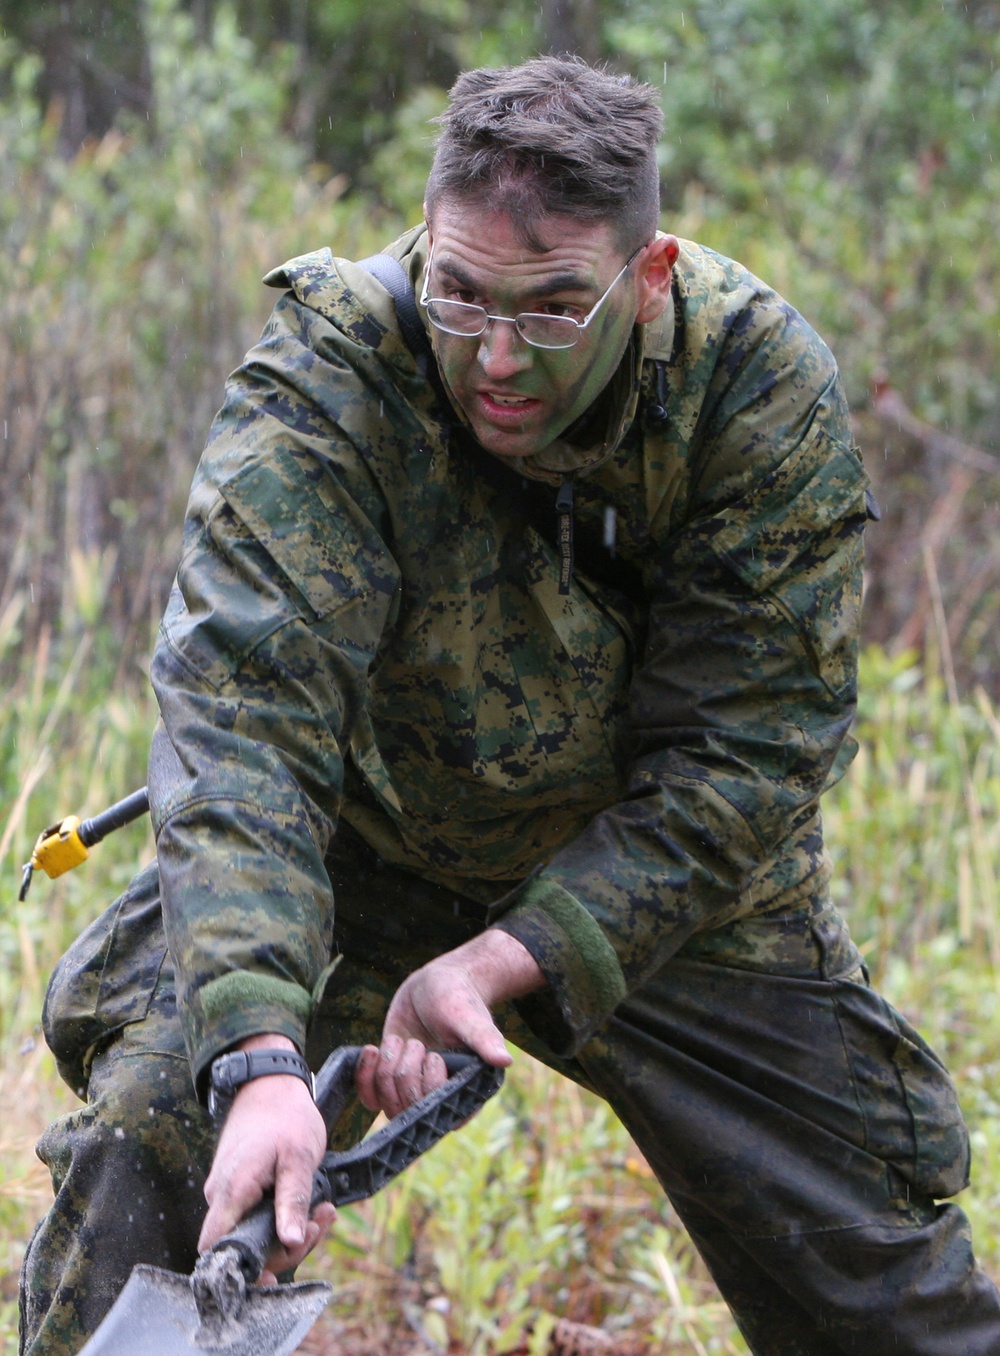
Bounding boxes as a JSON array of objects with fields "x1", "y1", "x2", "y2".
[{"x1": 265, "y1": 226, "x2": 676, "y2": 488}]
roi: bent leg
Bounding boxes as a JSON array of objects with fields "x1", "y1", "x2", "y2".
[
  {"x1": 20, "y1": 834, "x2": 487, "y2": 1353},
  {"x1": 570, "y1": 906, "x2": 1000, "y2": 1355},
  {"x1": 20, "y1": 965, "x2": 214, "y2": 1356},
  {"x1": 678, "y1": 1195, "x2": 997, "y2": 1355}
]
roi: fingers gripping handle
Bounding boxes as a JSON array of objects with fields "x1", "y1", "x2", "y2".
[
  {"x1": 309, "y1": 1046, "x2": 493, "y2": 1134},
  {"x1": 199, "y1": 1045, "x2": 368, "y2": 1285},
  {"x1": 316, "y1": 1051, "x2": 504, "y2": 1207},
  {"x1": 202, "y1": 1049, "x2": 503, "y2": 1285}
]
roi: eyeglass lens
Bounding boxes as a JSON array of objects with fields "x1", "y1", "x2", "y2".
[{"x1": 425, "y1": 301, "x2": 581, "y2": 349}]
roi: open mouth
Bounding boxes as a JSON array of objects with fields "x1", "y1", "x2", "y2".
[{"x1": 477, "y1": 391, "x2": 539, "y2": 420}]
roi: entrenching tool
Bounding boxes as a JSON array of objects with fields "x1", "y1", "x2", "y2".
[{"x1": 77, "y1": 1046, "x2": 503, "y2": 1356}]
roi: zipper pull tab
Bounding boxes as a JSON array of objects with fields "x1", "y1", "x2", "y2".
[{"x1": 555, "y1": 480, "x2": 575, "y2": 596}]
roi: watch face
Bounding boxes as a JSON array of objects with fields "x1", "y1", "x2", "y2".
[
  {"x1": 208, "y1": 1054, "x2": 238, "y2": 1120},
  {"x1": 207, "y1": 1049, "x2": 313, "y2": 1123}
]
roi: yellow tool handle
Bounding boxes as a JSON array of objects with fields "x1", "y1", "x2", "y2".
[
  {"x1": 18, "y1": 787, "x2": 149, "y2": 901},
  {"x1": 30, "y1": 816, "x2": 90, "y2": 879}
]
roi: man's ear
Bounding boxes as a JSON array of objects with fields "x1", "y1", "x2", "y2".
[{"x1": 635, "y1": 235, "x2": 679, "y2": 324}]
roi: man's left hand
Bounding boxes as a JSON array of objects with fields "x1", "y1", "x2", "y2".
[{"x1": 355, "y1": 928, "x2": 544, "y2": 1119}]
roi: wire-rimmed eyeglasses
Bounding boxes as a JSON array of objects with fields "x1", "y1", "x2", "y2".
[{"x1": 419, "y1": 242, "x2": 646, "y2": 350}]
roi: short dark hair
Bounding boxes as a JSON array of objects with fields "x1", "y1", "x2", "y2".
[{"x1": 425, "y1": 55, "x2": 663, "y2": 253}]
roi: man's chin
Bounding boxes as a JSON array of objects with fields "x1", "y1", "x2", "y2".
[{"x1": 466, "y1": 419, "x2": 546, "y2": 460}]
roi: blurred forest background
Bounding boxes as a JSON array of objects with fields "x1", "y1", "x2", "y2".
[
  {"x1": 2, "y1": 4, "x2": 1000, "y2": 1353},
  {"x1": 1, "y1": 0, "x2": 999, "y2": 689}
]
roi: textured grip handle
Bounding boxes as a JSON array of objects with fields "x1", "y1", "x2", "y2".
[
  {"x1": 312, "y1": 1045, "x2": 480, "y2": 1132},
  {"x1": 198, "y1": 1049, "x2": 503, "y2": 1297},
  {"x1": 317, "y1": 1054, "x2": 503, "y2": 1206}
]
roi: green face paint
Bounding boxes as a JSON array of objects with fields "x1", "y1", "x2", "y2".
[{"x1": 424, "y1": 206, "x2": 642, "y2": 460}]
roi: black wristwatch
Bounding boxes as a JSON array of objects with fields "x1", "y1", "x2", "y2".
[{"x1": 207, "y1": 1047, "x2": 315, "y2": 1120}]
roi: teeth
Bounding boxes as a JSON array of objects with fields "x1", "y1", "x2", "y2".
[{"x1": 491, "y1": 394, "x2": 528, "y2": 406}]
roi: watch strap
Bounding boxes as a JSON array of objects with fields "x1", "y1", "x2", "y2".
[{"x1": 208, "y1": 1048, "x2": 315, "y2": 1118}]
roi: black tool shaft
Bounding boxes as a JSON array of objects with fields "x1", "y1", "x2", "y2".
[
  {"x1": 78, "y1": 787, "x2": 150, "y2": 847},
  {"x1": 204, "y1": 1050, "x2": 502, "y2": 1286}
]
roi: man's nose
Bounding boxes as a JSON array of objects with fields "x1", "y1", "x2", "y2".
[{"x1": 476, "y1": 318, "x2": 533, "y2": 378}]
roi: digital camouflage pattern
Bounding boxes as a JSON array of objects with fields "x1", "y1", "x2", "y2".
[
  {"x1": 23, "y1": 935, "x2": 215, "y2": 1352},
  {"x1": 25, "y1": 223, "x2": 1000, "y2": 1356},
  {"x1": 146, "y1": 223, "x2": 869, "y2": 1083},
  {"x1": 27, "y1": 826, "x2": 998, "y2": 1356}
]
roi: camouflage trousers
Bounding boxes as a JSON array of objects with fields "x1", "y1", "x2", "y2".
[{"x1": 20, "y1": 835, "x2": 1000, "y2": 1355}]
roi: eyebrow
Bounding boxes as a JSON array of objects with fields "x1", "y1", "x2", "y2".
[{"x1": 435, "y1": 258, "x2": 596, "y2": 301}]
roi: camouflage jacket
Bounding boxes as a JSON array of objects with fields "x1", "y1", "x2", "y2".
[{"x1": 148, "y1": 224, "x2": 870, "y2": 1082}]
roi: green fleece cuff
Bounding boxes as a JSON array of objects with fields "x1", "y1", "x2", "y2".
[
  {"x1": 493, "y1": 877, "x2": 627, "y2": 1057},
  {"x1": 200, "y1": 971, "x2": 313, "y2": 1026},
  {"x1": 189, "y1": 970, "x2": 313, "y2": 1098}
]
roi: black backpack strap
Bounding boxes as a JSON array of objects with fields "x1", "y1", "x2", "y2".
[{"x1": 356, "y1": 253, "x2": 434, "y2": 378}]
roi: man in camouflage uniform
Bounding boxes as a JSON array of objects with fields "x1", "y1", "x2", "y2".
[{"x1": 21, "y1": 56, "x2": 1000, "y2": 1355}]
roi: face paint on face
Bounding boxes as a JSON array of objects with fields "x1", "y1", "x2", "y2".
[{"x1": 423, "y1": 205, "x2": 644, "y2": 460}]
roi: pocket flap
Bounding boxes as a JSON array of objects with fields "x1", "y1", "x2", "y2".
[{"x1": 219, "y1": 447, "x2": 374, "y2": 620}]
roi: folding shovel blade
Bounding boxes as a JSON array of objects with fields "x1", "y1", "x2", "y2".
[{"x1": 77, "y1": 1264, "x2": 331, "y2": 1356}]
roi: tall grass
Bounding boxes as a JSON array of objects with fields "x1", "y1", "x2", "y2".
[
  {"x1": 827, "y1": 646, "x2": 1000, "y2": 978},
  {"x1": 1, "y1": 640, "x2": 998, "y2": 1354},
  {"x1": 0, "y1": 13, "x2": 406, "y2": 664}
]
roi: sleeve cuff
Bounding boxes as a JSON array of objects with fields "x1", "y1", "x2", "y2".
[
  {"x1": 491, "y1": 877, "x2": 627, "y2": 1058},
  {"x1": 186, "y1": 970, "x2": 312, "y2": 1098}
]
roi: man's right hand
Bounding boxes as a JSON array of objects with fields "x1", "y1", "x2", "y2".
[{"x1": 198, "y1": 1035, "x2": 335, "y2": 1283}]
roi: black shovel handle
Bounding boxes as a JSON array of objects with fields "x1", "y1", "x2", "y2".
[
  {"x1": 206, "y1": 1048, "x2": 502, "y2": 1284},
  {"x1": 316, "y1": 1049, "x2": 503, "y2": 1207},
  {"x1": 78, "y1": 787, "x2": 150, "y2": 847}
]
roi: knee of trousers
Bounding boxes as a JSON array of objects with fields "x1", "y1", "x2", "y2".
[
  {"x1": 35, "y1": 1039, "x2": 215, "y2": 1257},
  {"x1": 33, "y1": 1035, "x2": 214, "y2": 1290},
  {"x1": 42, "y1": 859, "x2": 168, "y2": 1099},
  {"x1": 21, "y1": 1041, "x2": 216, "y2": 1355},
  {"x1": 573, "y1": 959, "x2": 972, "y2": 1235}
]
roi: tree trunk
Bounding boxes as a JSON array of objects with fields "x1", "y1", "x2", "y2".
[{"x1": 538, "y1": 0, "x2": 603, "y2": 64}]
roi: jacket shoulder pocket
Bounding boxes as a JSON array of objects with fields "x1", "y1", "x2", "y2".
[
  {"x1": 162, "y1": 447, "x2": 399, "y2": 689},
  {"x1": 219, "y1": 446, "x2": 396, "y2": 621},
  {"x1": 701, "y1": 423, "x2": 868, "y2": 596},
  {"x1": 671, "y1": 423, "x2": 868, "y2": 698}
]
